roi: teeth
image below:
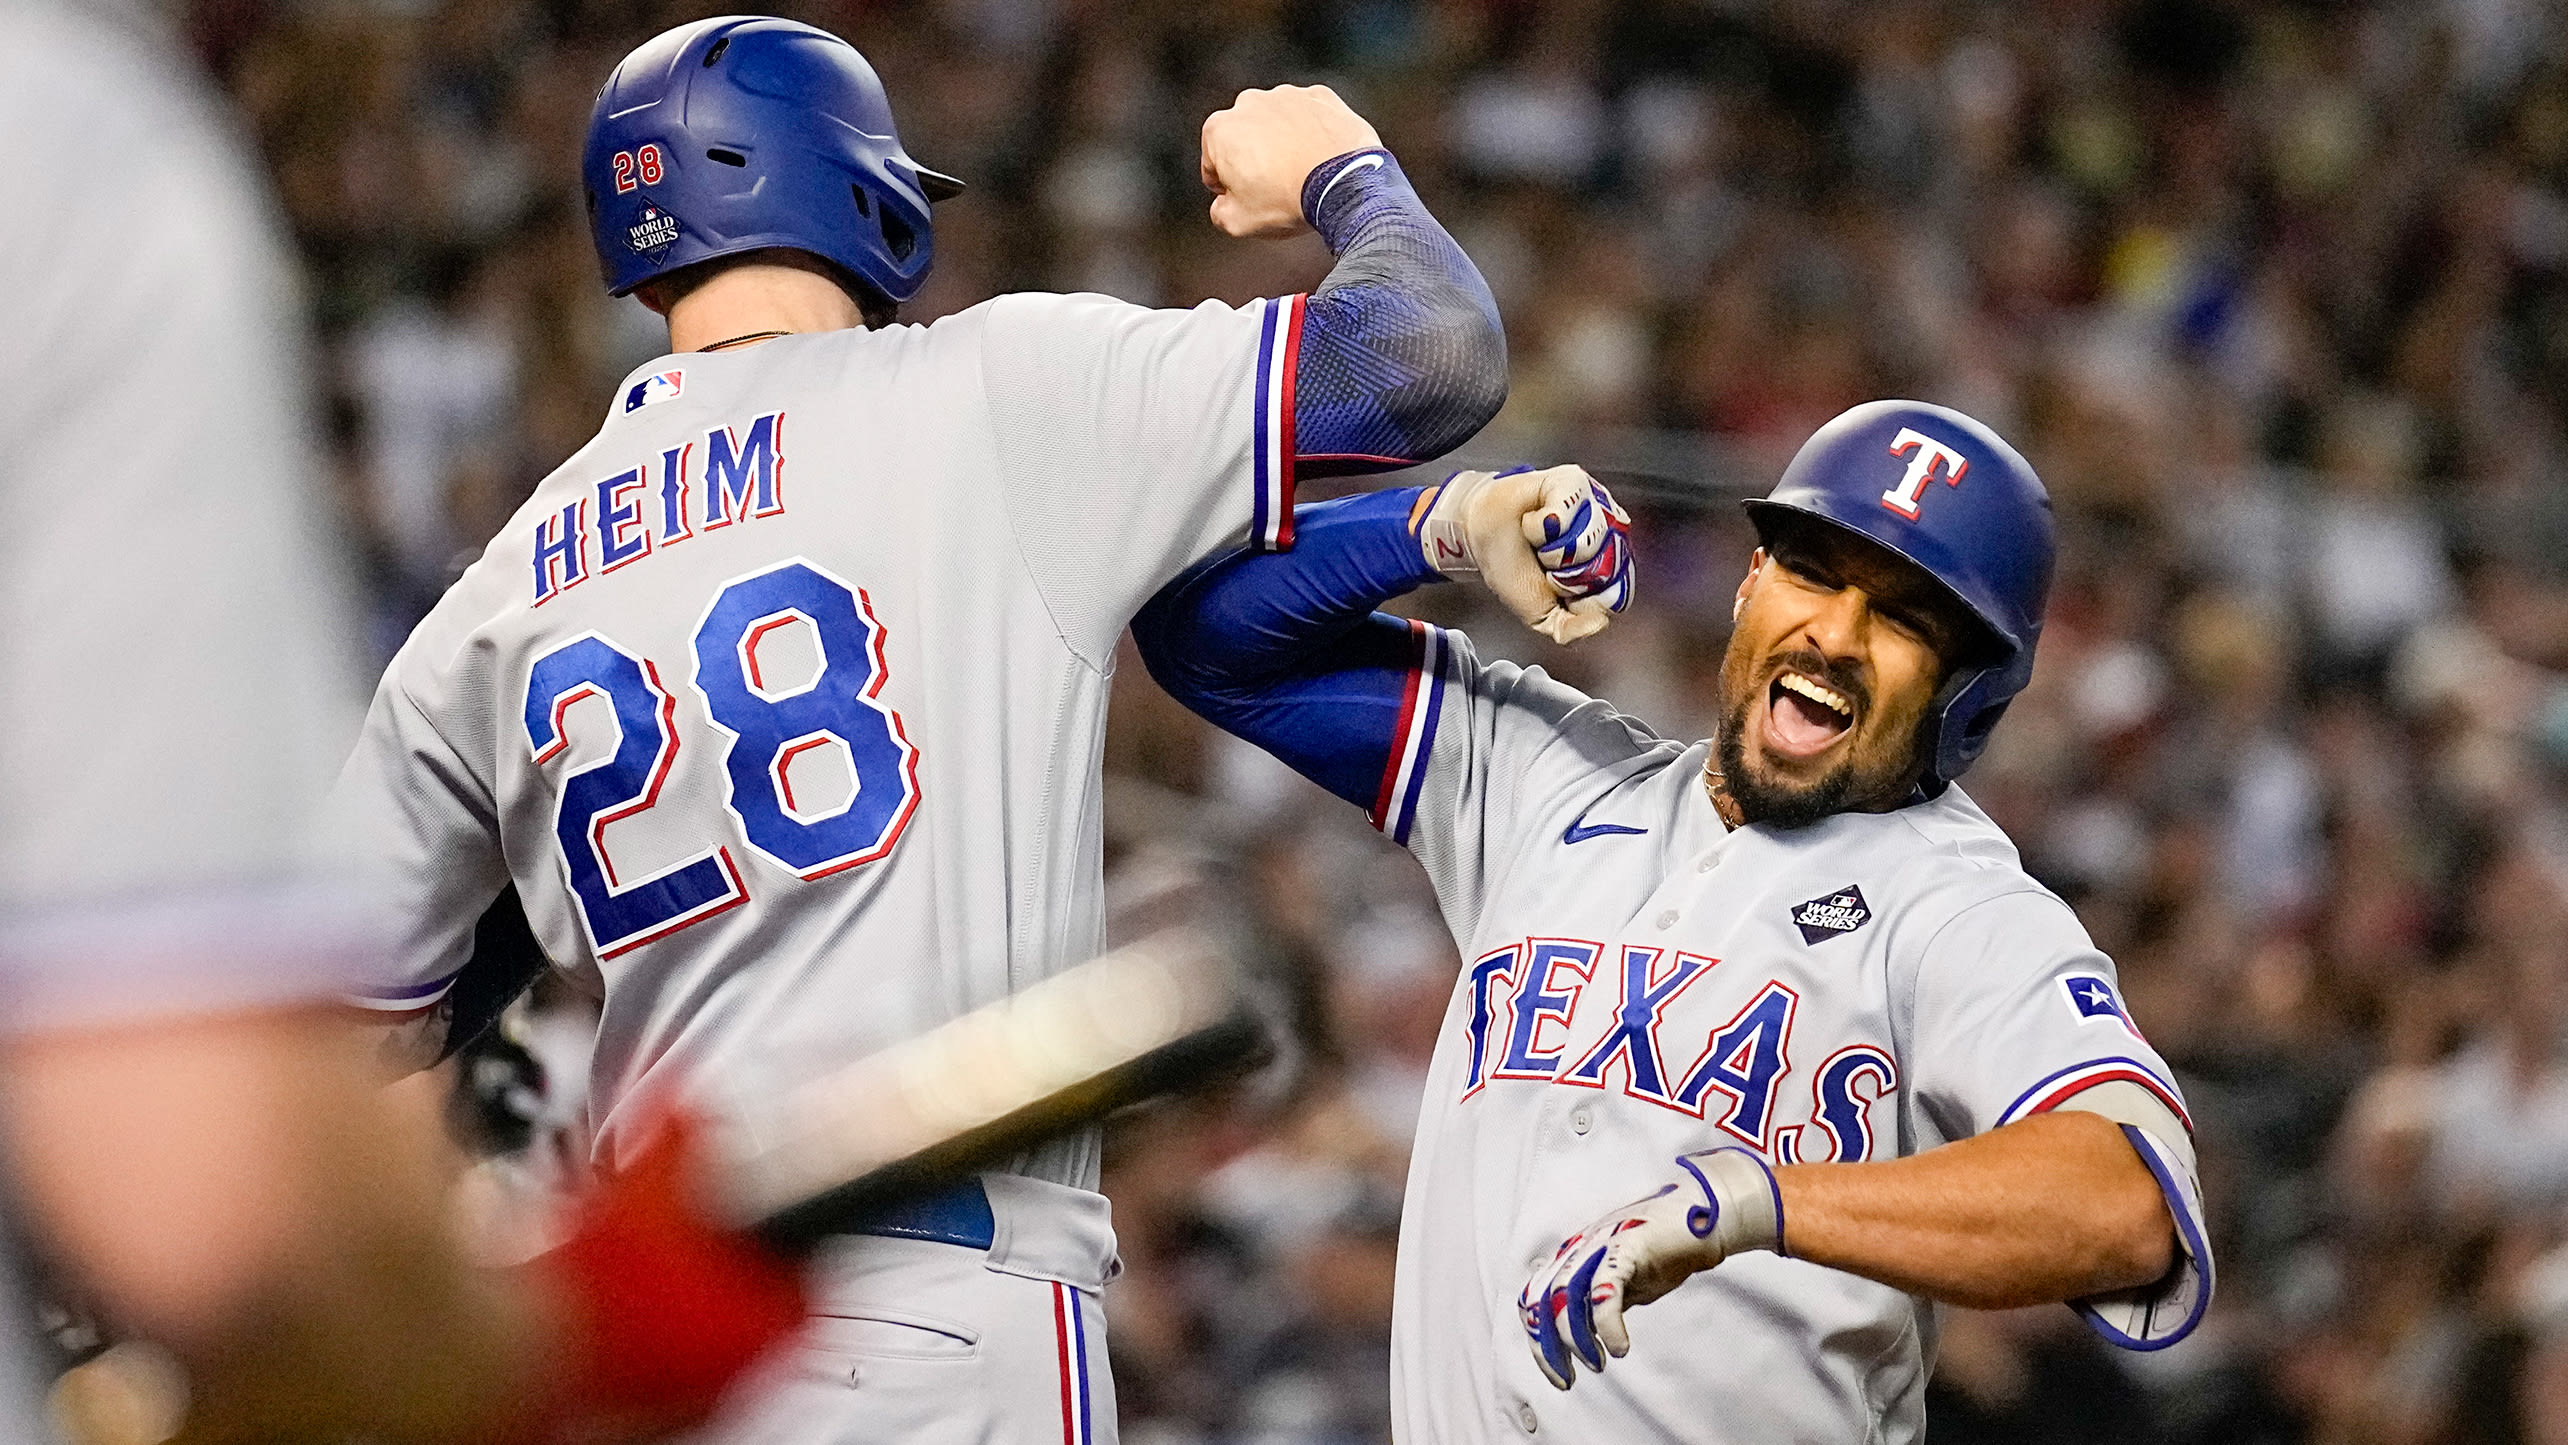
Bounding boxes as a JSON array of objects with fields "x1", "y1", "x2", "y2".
[{"x1": 1778, "y1": 673, "x2": 1851, "y2": 719}]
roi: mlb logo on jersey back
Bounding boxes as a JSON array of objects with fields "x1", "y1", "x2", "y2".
[
  {"x1": 2060, "y1": 974, "x2": 2134, "y2": 1029},
  {"x1": 625, "y1": 370, "x2": 684, "y2": 412},
  {"x1": 1790, "y1": 885, "x2": 1871, "y2": 944}
]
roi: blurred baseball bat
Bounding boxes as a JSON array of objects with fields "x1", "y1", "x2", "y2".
[
  {"x1": 710, "y1": 928, "x2": 1266, "y2": 1253},
  {"x1": 44, "y1": 930, "x2": 1264, "y2": 1445}
]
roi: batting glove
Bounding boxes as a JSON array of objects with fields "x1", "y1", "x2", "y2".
[
  {"x1": 1519, "y1": 1147, "x2": 1783, "y2": 1391},
  {"x1": 1417, "y1": 465, "x2": 1634, "y2": 644}
]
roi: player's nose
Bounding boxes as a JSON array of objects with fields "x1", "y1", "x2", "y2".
[{"x1": 1796, "y1": 585, "x2": 1871, "y2": 665}]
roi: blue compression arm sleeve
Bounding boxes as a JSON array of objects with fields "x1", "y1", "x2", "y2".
[
  {"x1": 1135, "y1": 488, "x2": 1447, "y2": 815},
  {"x1": 1294, "y1": 151, "x2": 1506, "y2": 474}
]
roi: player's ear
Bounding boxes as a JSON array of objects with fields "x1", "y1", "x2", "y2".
[{"x1": 1733, "y1": 549, "x2": 1765, "y2": 624}]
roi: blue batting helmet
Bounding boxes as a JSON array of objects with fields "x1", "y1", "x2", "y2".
[
  {"x1": 1741, "y1": 399, "x2": 2054, "y2": 787},
  {"x1": 583, "y1": 17, "x2": 962, "y2": 302}
]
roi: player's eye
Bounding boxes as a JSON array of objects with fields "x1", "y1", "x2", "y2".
[
  {"x1": 1877, "y1": 606, "x2": 1926, "y2": 640},
  {"x1": 1891, "y1": 602, "x2": 1959, "y2": 656},
  {"x1": 1779, "y1": 556, "x2": 1839, "y2": 591}
]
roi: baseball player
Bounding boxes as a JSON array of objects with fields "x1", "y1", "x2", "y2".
[
  {"x1": 1135, "y1": 400, "x2": 2212, "y2": 1442},
  {"x1": 0, "y1": 3, "x2": 816, "y2": 1441},
  {"x1": 330, "y1": 14, "x2": 1508, "y2": 1441}
]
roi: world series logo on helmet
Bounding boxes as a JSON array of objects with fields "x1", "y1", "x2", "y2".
[{"x1": 627, "y1": 205, "x2": 681, "y2": 257}]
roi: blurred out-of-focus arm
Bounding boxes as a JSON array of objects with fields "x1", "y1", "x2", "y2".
[{"x1": 0, "y1": 2, "x2": 558, "y2": 1438}]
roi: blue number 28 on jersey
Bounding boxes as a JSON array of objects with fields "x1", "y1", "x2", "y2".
[{"x1": 521, "y1": 559, "x2": 919, "y2": 959}]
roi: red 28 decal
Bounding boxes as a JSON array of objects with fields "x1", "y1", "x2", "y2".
[{"x1": 610, "y1": 145, "x2": 666, "y2": 195}]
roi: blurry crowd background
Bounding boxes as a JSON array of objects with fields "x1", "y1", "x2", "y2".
[{"x1": 177, "y1": 0, "x2": 2568, "y2": 1438}]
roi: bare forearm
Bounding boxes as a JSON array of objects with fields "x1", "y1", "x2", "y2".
[
  {"x1": 3, "y1": 1010, "x2": 554, "y2": 1442},
  {"x1": 1774, "y1": 1111, "x2": 2174, "y2": 1309}
]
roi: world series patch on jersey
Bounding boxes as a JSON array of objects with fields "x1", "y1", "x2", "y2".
[{"x1": 1368, "y1": 627, "x2": 2211, "y2": 1445}]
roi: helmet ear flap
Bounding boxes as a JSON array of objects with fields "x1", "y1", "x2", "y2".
[
  {"x1": 1922, "y1": 651, "x2": 2032, "y2": 784},
  {"x1": 1915, "y1": 668, "x2": 1964, "y2": 788},
  {"x1": 1943, "y1": 691, "x2": 2011, "y2": 779}
]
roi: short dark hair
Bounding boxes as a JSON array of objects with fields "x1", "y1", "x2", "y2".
[{"x1": 637, "y1": 247, "x2": 898, "y2": 328}]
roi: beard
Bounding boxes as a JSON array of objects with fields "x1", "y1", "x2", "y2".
[
  {"x1": 1714, "y1": 688, "x2": 1860, "y2": 829},
  {"x1": 1712, "y1": 638, "x2": 1926, "y2": 827}
]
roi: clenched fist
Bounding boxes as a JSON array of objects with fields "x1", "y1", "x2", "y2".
[
  {"x1": 1418, "y1": 465, "x2": 1635, "y2": 644},
  {"x1": 1200, "y1": 84, "x2": 1382, "y2": 238}
]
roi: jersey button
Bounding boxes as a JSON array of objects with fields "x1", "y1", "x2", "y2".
[
  {"x1": 1570, "y1": 1106, "x2": 1592, "y2": 1136},
  {"x1": 1655, "y1": 908, "x2": 1680, "y2": 930},
  {"x1": 1698, "y1": 855, "x2": 1717, "y2": 873},
  {"x1": 1516, "y1": 1401, "x2": 1541, "y2": 1434}
]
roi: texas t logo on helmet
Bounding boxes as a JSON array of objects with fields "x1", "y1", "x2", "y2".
[{"x1": 1877, "y1": 427, "x2": 1971, "y2": 520}]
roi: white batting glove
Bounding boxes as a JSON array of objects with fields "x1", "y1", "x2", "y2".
[
  {"x1": 1518, "y1": 1147, "x2": 1783, "y2": 1390},
  {"x1": 1417, "y1": 465, "x2": 1634, "y2": 644}
]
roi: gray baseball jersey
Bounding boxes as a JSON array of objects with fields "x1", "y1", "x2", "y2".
[
  {"x1": 333, "y1": 292, "x2": 1303, "y2": 1197},
  {"x1": 1374, "y1": 632, "x2": 2210, "y2": 1444}
]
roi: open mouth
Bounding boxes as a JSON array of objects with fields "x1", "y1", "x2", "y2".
[{"x1": 1763, "y1": 671, "x2": 1855, "y2": 759}]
